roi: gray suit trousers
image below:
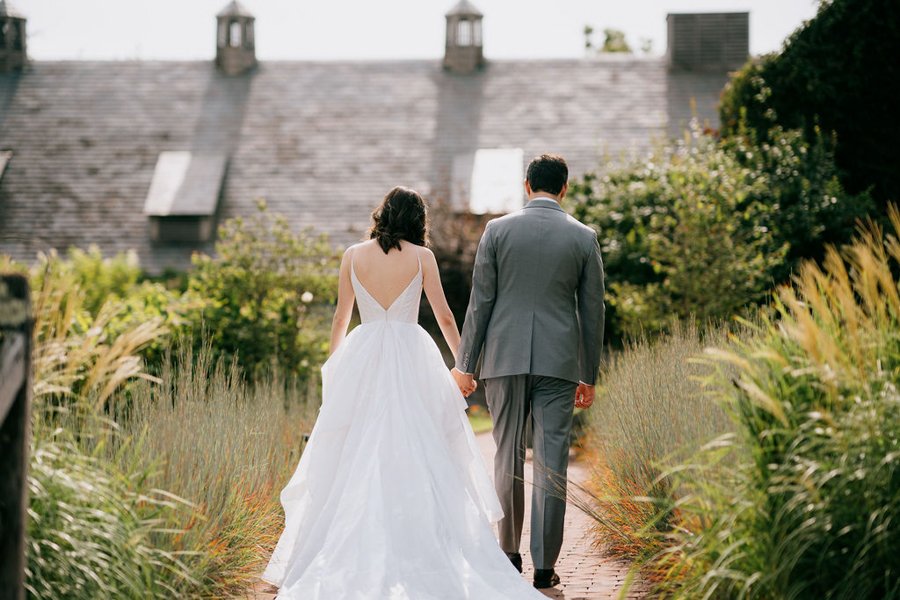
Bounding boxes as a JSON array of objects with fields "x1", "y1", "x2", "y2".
[{"x1": 483, "y1": 374, "x2": 576, "y2": 570}]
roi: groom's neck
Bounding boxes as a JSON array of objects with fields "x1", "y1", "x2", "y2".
[{"x1": 527, "y1": 191, "x2": 563, "y2": 203}]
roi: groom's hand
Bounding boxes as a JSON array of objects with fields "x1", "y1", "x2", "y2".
[
  {"x1": 451, "y1": 367, "x2": 477, "y2": 398},
  {"x1": 575, "y1": 382, "x2": 595, "y2": 409}
]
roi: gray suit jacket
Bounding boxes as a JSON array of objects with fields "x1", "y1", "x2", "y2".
[{"x1": 456, "y1": 197, "x2": 605, "y2": 385}]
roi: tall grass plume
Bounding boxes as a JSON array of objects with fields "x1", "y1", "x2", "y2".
[
  {"x1": 656, "y1": 209, "x2": 900, "y2": 598},
  {"x1": 578, "y1": 321, "x2": 733, "y2": 563}
]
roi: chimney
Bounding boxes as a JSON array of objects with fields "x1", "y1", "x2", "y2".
[
  {"x1": 667, "y1": 12, "x2": 749, "y2": 72},
  {"x1": 444, "y1": 0, "x2": 484, "y2": 75},
  {"x1": 216, "y1": 1, "x2": 257, "y2": 76},
  {"x1": 0, "y1": 0, "x2": 26, "y2": 73}
]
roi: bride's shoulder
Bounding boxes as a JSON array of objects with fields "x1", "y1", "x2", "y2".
[
  {"x1": 416, "y1": 247, "x2": 441, "y2": 277},
  {"x1": 413, "y1": 244, "x2": 437, "y2": 263},
  {"x1": 345, "y1": 240, "x2": 374, "y2": 256}
]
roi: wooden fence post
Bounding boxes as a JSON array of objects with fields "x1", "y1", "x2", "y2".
[{"x1": 0, "y1": 274, "x2": 32, "y2": 600}]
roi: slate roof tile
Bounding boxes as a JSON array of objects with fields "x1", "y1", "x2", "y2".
[{"x1": 0, "y1": 58, "x2": 729, "y2": 274}]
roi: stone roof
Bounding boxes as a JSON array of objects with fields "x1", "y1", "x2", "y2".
[{"x1": 0, "y1": 58, "x2": 729, "y2": 274}]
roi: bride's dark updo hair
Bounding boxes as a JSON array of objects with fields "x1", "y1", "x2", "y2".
[{"x1": 369, "y1": 186, "x2": 429, "y2": 253}]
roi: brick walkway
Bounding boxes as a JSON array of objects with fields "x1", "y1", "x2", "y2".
[
  {"x1": 474, "y1": 433, "x2": 644, "y2": 600},
  {"x1": 240, "y1": 433, "x2": 644, "y2": 599}
]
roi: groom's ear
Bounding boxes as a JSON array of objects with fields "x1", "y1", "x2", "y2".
[
  {"x1": 524, "y1": 179, "x2": 532, "y2": 195},
  {"x1": 559, "y1": 182, "x2": 568, "y2": 200}
]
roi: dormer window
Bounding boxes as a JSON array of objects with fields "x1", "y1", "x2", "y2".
[
  {"x1": 452, "y1": 148, "x2": 525, "y2": 214},
  {"x1": 143, "y1": 151, "x2": 228, "y2": 243}
]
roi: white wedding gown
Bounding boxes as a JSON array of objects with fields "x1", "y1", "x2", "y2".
[{"x1": 262, "y1": 258, "x2": 546, "y2": 599}]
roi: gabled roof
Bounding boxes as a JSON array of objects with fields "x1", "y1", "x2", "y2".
[
  {"x1": 0, "y1": 58, "x2": 728, "y2": 274},
  {"x1": 217, "y1": 1, "x2": 254, "y2": 19},
  {"x1": 446, "y1": 0, "x2": 483, "y2": 18}
]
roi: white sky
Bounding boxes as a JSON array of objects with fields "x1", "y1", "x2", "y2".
[{"x1": 22, "y1": 0, "x2": 820, "y2": 61}]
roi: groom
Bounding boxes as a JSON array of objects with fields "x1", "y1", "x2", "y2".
[{"x1": 452, "y1": 154, "x2": 605, "y2": 589}]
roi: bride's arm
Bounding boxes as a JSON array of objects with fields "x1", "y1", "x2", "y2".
[
  {"x1": 421, "y1": 248, "x2": 462, "y2": 361},
  {"x1": 329, "y1": 247, "x2": 356, "y2": 356}
]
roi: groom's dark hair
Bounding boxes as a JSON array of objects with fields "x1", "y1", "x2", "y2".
[{"x1": 526, "y1": 154, "x2": 568, "y2": 196}]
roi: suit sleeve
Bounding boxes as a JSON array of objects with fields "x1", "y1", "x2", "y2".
[
  {"x1": 577, "y1": 233, "x2": 605, "y2": 385},
  {"x1": 455, "y1": 222, "x2": 498, "y2": 374}
]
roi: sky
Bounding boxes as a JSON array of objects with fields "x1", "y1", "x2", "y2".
[{"x1": 21, "y1": 0, "x2": 821, "y2": 61}]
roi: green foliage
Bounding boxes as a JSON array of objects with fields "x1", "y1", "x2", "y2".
[
  {"x1": 3, "y1": 204, "x2": 345, "y2": 387},
  {"x1": 26, "y1": 278, "x2": 316, "y2": 596},
  {"x1": 13, "y1": 202, "x2": 332, "y2": 595},
  {"x1": 570, "y1": 122, "x2": 869, "y2": 340},
  {"x1": 107, "y1": 340, "x2": 316, "y2": 595},
  {"x1": 25, "y1": 434, "x2": 195, "y2": 599},
  {"x1": 29, "y1": 250, "x2": 170, "y2": 411},
  {"x1": 28, "y1": 248, "x2": 190, "y2": 379},
  {"x1": 720, "y1": 122, "x2": 872, "y2": 274},
  {"x1": 24, "y1": 258, "x2": 188, "y2": 598},
  {"x1": 583, "y1": 26, "x2": 633, "y2": 54},
  {"x1": 601, "y1": 28, "x2": 631, "y2": 53},
  {"x1": 8, "y1": 203, "x2": 341, "y2": 381},
  {"x1": 577, "y1": 322, "x2": 733, "y2": 560},
  {"x1": 187, "y1": 200, "x2": 340, "y2": 381},
  {"x1": 30, "y1": 246, "x2": 142, "y2": 315},
  {"x1": 655, "y1": 211, "x2": 900, "y2": 598},
  {"x1": 719, "y1": 0, "x2": 900, "y2": 207}
]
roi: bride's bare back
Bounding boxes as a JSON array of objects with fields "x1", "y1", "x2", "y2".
[
  {"x1": 330, "y1": 239, "x2": 461, "y2": 361},
  {"x1": 350, "y1": 240, "x2": 421, "y2": 310}
]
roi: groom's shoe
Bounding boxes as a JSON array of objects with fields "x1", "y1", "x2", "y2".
[
  {"x1": 533, "y1": 568, "x2": 560, "y2": 589},
  {"x1": 505, "y1": 552, "x2": 523, "y2": 573}
]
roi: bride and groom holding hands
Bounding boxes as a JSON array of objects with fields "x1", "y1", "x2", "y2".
[{"x1": 262, "y1": 153, "x2": 606, "y2": 598}]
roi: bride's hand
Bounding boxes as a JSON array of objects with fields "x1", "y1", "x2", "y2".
[{"x1": 451, "y1": 368, "x2": 477, "y2": 397}]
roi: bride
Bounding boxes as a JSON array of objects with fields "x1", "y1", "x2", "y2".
[{"x1": 262, "y1": 187, "x2": 547, "y2": 599}]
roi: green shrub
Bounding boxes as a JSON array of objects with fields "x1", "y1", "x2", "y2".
[
  {"x1": 720, "y1": 123, "x2": 873, "y2": 276},
  {"x1": 570, "y1": 121, "x2": 869, "y2": 341},
  {"x1": 187, "y1": 200, "x2": 340, "y2": 381},
  {"x1": 10, "y1": 202, "x2": 341, "y2": 382},
  {"x1": 29, "y1": 250, "x2": 169, "y2": 412},
  {"x1": 656, "y1": 210, "x2": 900, "y2": 598},
  {"x1": 32, "y1": 245, "x2": 142, "y2": 315},
  {"x1": 719, "y1": 0, "x2": 900, "y2": 207}
]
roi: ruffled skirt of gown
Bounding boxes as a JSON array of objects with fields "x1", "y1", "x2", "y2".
[{"x1": 261, "y1": 320, "x2": 545, "y2": 599}]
